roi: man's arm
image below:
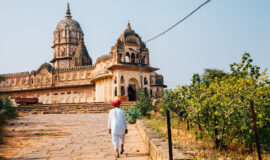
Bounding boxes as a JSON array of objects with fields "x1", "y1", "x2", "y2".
[
  {"x1": 108, "y1": 111, "x2": 111, "y2": 134},
  {"x1": 123, "y1": 111, "x2": 128, "y2": 134}
]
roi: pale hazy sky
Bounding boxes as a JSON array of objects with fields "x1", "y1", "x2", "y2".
[{"x1": 0, "y1": 0, "x2": 269, "y2": 88}]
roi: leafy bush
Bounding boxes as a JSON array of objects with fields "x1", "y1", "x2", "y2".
[
  {"x1": 0, "y1": 97, "x2": 18, "y2": 124},
  {"x1": 123, "y1": 105, "x2": 142, "y2": 124},
  {"x1": 136, "y1": 88, "x2": 154, "y2": 117},
  {"x1": 159, "y1": 53, "x2": 270, "y2": 152}
]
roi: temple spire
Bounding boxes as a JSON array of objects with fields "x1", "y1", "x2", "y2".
[
  {"x1": 127, "y1": 21, "x2": 131, "y2": 30},
  {"x1": 65, "y1": 3, "x2": 72, "y2": 19}
]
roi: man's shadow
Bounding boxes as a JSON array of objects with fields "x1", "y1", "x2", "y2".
[{"x1": 123, "y1": 152, "x2": 149, "y2": 158}]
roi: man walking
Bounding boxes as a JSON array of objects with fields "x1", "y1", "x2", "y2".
[{"x1": 108, "y1": 99, "x2": 128, "y2": 158}]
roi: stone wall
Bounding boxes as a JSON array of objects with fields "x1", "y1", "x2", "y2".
[
  {"x1": 136, "y1": 120, "x2": 190, "y2": 160},
  {"x1": 0, "y1": 85, "x2": 95, "y2": 106},
  {"x1": 95, "y1": 77, "x2": 114, "y2": 102},
  {"x1": 0, "y1": 67, "x2": 94, "y2": 92}
]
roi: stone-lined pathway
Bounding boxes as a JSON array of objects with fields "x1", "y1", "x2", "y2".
[{"x1": 0, "y1": 114, "x2": 150, "y2": 160}]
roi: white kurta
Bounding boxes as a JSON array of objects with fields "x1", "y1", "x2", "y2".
[{"x1": 108, "y1": 107, "x2": 127, "y2": 135}]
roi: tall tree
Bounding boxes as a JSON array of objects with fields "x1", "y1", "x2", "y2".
[{"x1": 202, "y1": 68, "x2": 227, "y2": 86}]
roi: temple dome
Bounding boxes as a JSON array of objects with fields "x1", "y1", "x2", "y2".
[
  {"x1": 115, "y1": 22, "x2": 146, "y2": 49},
  {"x1": 55, "y1": 3, "x2": 81, "y2": 31},
  {"x1": 56, "y1": 19, "x2": 81, "y2": 30}
]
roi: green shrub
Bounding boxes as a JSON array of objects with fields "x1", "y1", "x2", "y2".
[
  {"x1": 0, "y1": 97, "x2": 18, "y2": 124},
  {"x1": 123, "y1": 105, "x2": 142, "y2": 124},
  {"x1": 136, "y1": 88, "x2": 154, "y2": 117}
]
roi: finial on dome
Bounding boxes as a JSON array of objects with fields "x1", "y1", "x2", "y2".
[
  {"x1": 127, "y1": 21, "x2": 131, "y2": 30},
  {"x1": 65, "y1": 2, "x2": 72, "y2": 19}
]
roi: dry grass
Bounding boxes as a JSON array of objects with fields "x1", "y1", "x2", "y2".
[{"x1": 144, "y1": 113, "x2": 270, "y2": 160}]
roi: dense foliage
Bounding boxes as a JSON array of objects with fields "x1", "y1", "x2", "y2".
[
  {"x1": 0, "y1": 97, "x2": 18, "y2": 124},
  {"x1": 0, "y1": 76, "x2": 5, "y2": 82},
  {"x1": 124, "y1": 88, "x2": 156, "y2": 124},
  {"x1": 135, "y1": 88, "x2": 155, "y2": 117},
  {"x1": 123, "y1": 105, "x2": 142, "y2": 124},
  {"x1": 161, "y1": 53, "x2": 270, "y2": 152}
]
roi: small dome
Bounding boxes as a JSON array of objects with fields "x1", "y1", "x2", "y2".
[
  {"x1": 37, "y1": 63, "x2": 53, "y2": 73},
  {"x1": 30, "y1": 70, "x2": 36, "y2": 75},
  {"x1": 115, "y1": 22, "x2": 146, "y2": 49}
]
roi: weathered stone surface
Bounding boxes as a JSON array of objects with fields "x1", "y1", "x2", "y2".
[
  {"x1": 0, "y1": 114, "x2": 151, "y2": 160},
  {"x1": 136, "y1": 120, "x2": 190, "y2": 160},
  {"x1": 16, "y1": 102, "x2": 136, "y2": 115}
]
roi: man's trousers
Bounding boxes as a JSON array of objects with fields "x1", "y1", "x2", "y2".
[{"x1": 112, "y1": 134, "x2": 125, "y2": 150}]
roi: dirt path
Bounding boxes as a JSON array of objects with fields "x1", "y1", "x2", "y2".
[{"x1": 0, "y1": 114, "x2": 150, "y2": 160}]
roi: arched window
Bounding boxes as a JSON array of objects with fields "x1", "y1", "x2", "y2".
[
  {"x1": 143, "y1": 56, "x2": 146, "y2": 64},
  {"x1": 144, "y1": 87, "x2": 148, "y2": 95},
  {"x1": 150, "y1": 89, "x2": 153, "y2": 97},
  {"x1": 54, "y1": 75, "x2": 58, "y2": 82},
  {"x1": 125, "y1": 52, "x2": 130, "y2": 62},
  {"x1": 67, "y1": 74, "x2": 71, "y2": 80},
  {"x1": 131, "y1": 53, "x2": 135, "y2": 63},
  {"x1": 115, "y1": 87, "x2": 117, "y2": 96},
  {"x1": 73, "y1": 74, "x2": 77, "y2": 80},
  {"x1": 37, "y1": 78, "x2": 41, "y2": 84},
  {"x1": 120, "y1": 76, "x2": 125, "y2": 83},
  {"x1": 121, "y1": 86, "x2": 125, "y2": 96},
  {"x1": 144, "y1": 77, "x2": 148, "y2": 85},
  {"x1": 150, "y1": 77, "x2": 154, "y2": 84},
  {"x1": 119, "y1": 53, "x2": 122, "y2": 62}
]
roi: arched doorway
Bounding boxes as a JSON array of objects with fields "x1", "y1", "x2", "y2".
[
  {"x1": 128, "y1": 78, "x2": 139, "y2": 101},
  {"x1": 125, "y1": 52, "x2": 130, "y2": 62},
  {"x1": 128, "y1": 85, "x2": 136, "y2": 101},
  {"x1": 131, "y1": 53, "x2": 135, "y2": 63}
]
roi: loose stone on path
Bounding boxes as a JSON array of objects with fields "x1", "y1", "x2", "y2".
[{"x1": 0, "y1": 114, "x2": 151, "y2": 160}]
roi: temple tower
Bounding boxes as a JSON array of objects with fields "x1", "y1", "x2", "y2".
[{"x1": 51, "y1": 3, "x2": 92, "y2": 69}]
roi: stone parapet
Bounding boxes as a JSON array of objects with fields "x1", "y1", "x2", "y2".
[
  {"x1": 0, "y1": 83, "x2": 93, "y2": 93},
  {"x1": 0, "y1": 72, "x2": 29, "y2": 78},
  {"x1": 15, "y1": 102, "x2": 135, "y2": 114},
  {"x1": 55, "y1": 65, "x2": 93, "y2": 72},
  {"x1": 16, "y1": 103, "x2": 112, "y2": 114},
  {"x1": 136, "y1": 120, "x2": 190, "y2": 160}
]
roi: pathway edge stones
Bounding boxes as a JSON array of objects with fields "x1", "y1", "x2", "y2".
[{"x1": 136, "y1": 120, "x2": 191, "y2": 160}]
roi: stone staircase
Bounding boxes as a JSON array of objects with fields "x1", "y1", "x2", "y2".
[{"x1": 16, "y1": 101, "x2": 137, "y2": 114}]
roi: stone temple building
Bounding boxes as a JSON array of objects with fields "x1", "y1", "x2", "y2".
[{"x1": 0, "y1": 4, "x2": 166, "y2": 106}]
